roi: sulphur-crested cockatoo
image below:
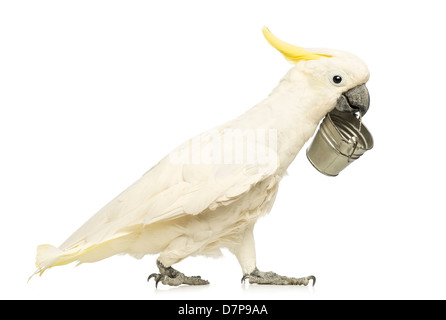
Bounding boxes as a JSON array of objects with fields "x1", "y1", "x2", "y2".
[{"x1": 32, "y1": 27, "x2": 370, "y2": 287}]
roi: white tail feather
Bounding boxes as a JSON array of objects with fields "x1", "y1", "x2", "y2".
[{"x1": 29, "y1": 244, "x2": 77, "y2": 280}]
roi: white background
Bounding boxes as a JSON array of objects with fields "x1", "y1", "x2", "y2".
[{"x1": 1, "y1": 0, "x2": 445, "y2": 300}]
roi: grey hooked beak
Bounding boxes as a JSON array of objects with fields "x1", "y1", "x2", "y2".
[{"x1": 335, "y1": 84, "x2": 370, "y2": 116}]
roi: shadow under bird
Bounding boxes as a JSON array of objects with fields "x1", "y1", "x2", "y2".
[{"x1": 32, "y1": 27, "x2": 370, "y2": 287}]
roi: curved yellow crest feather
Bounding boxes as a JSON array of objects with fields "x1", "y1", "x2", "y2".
[{"x1": 262, "y1": 26, "x2": 331, "y2": 63}]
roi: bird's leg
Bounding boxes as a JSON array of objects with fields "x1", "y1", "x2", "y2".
[
  {"x1": 147, "y1": 259, "x2": 209, "y2": 288},
  {"x1": 241, "y1": 268, "x2": 316, "y2": 286},
  {"x1": 233, "y1": 224, "x2": 315, "y2": 286}
]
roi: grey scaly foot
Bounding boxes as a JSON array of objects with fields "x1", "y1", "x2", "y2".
[
  {"x1": 147, "y1": 260, "x2": 209, "y2": 287},
  {"x1": 241, "y1": 268, "x2": 316, "y2": 286}
]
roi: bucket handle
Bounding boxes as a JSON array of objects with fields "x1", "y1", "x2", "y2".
[
  {"x1": 328, "y1": 113, "x2": 361, "y2": 162},
  {"x1": 347, "y1": 137, "x2": 358, "y2": 162}
]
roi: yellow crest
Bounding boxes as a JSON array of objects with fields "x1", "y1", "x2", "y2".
[{"x1": 262, "y1": 27, "x2": 331, "y2": 63}]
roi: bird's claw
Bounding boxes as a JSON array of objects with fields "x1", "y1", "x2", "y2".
[
  {"x1": 147, "y1": 273, "x2": 164, "y2": 288},
  {"x1": 307, "y1": 275, "x2": 316, "y2": 287},
  {"x1": 241, "y1": 274, "x2": 249, "y2": 283},
  {"x1": 148, "y1": 260, "x2": 209, "y2": 287},
  {"x1": 241, "y1": 268, "x2": 316, "y2": 286}
]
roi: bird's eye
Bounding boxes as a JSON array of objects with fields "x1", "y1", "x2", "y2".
[{"x1": 332, "y1": 75, "x2": 343, "y2": 84}]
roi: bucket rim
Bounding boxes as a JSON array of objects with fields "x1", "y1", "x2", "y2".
[{"x1": 326, "y1": 110, "x2": 374, "y2": 152}]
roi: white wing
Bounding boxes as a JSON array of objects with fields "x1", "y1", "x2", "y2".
[{"x1": 59, "y1": 127, "x2": 280, "y2": 251}]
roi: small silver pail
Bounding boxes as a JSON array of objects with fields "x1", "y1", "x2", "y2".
[{"x1": 306, "y1": 109, "x2": 374, "y2": 176}]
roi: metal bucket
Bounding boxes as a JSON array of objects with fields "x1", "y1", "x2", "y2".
[{"x1": 306, "y1": 109, "x2": 374, "y2": 176}]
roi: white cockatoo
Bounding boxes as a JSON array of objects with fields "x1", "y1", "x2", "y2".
[{"x1": 32, "y1": 27, "x2": 370, "y2": 287}]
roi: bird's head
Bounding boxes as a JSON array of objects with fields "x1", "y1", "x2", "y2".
[{"x1": 263, "y1": 27, "x2": 370, "y2": 117}]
